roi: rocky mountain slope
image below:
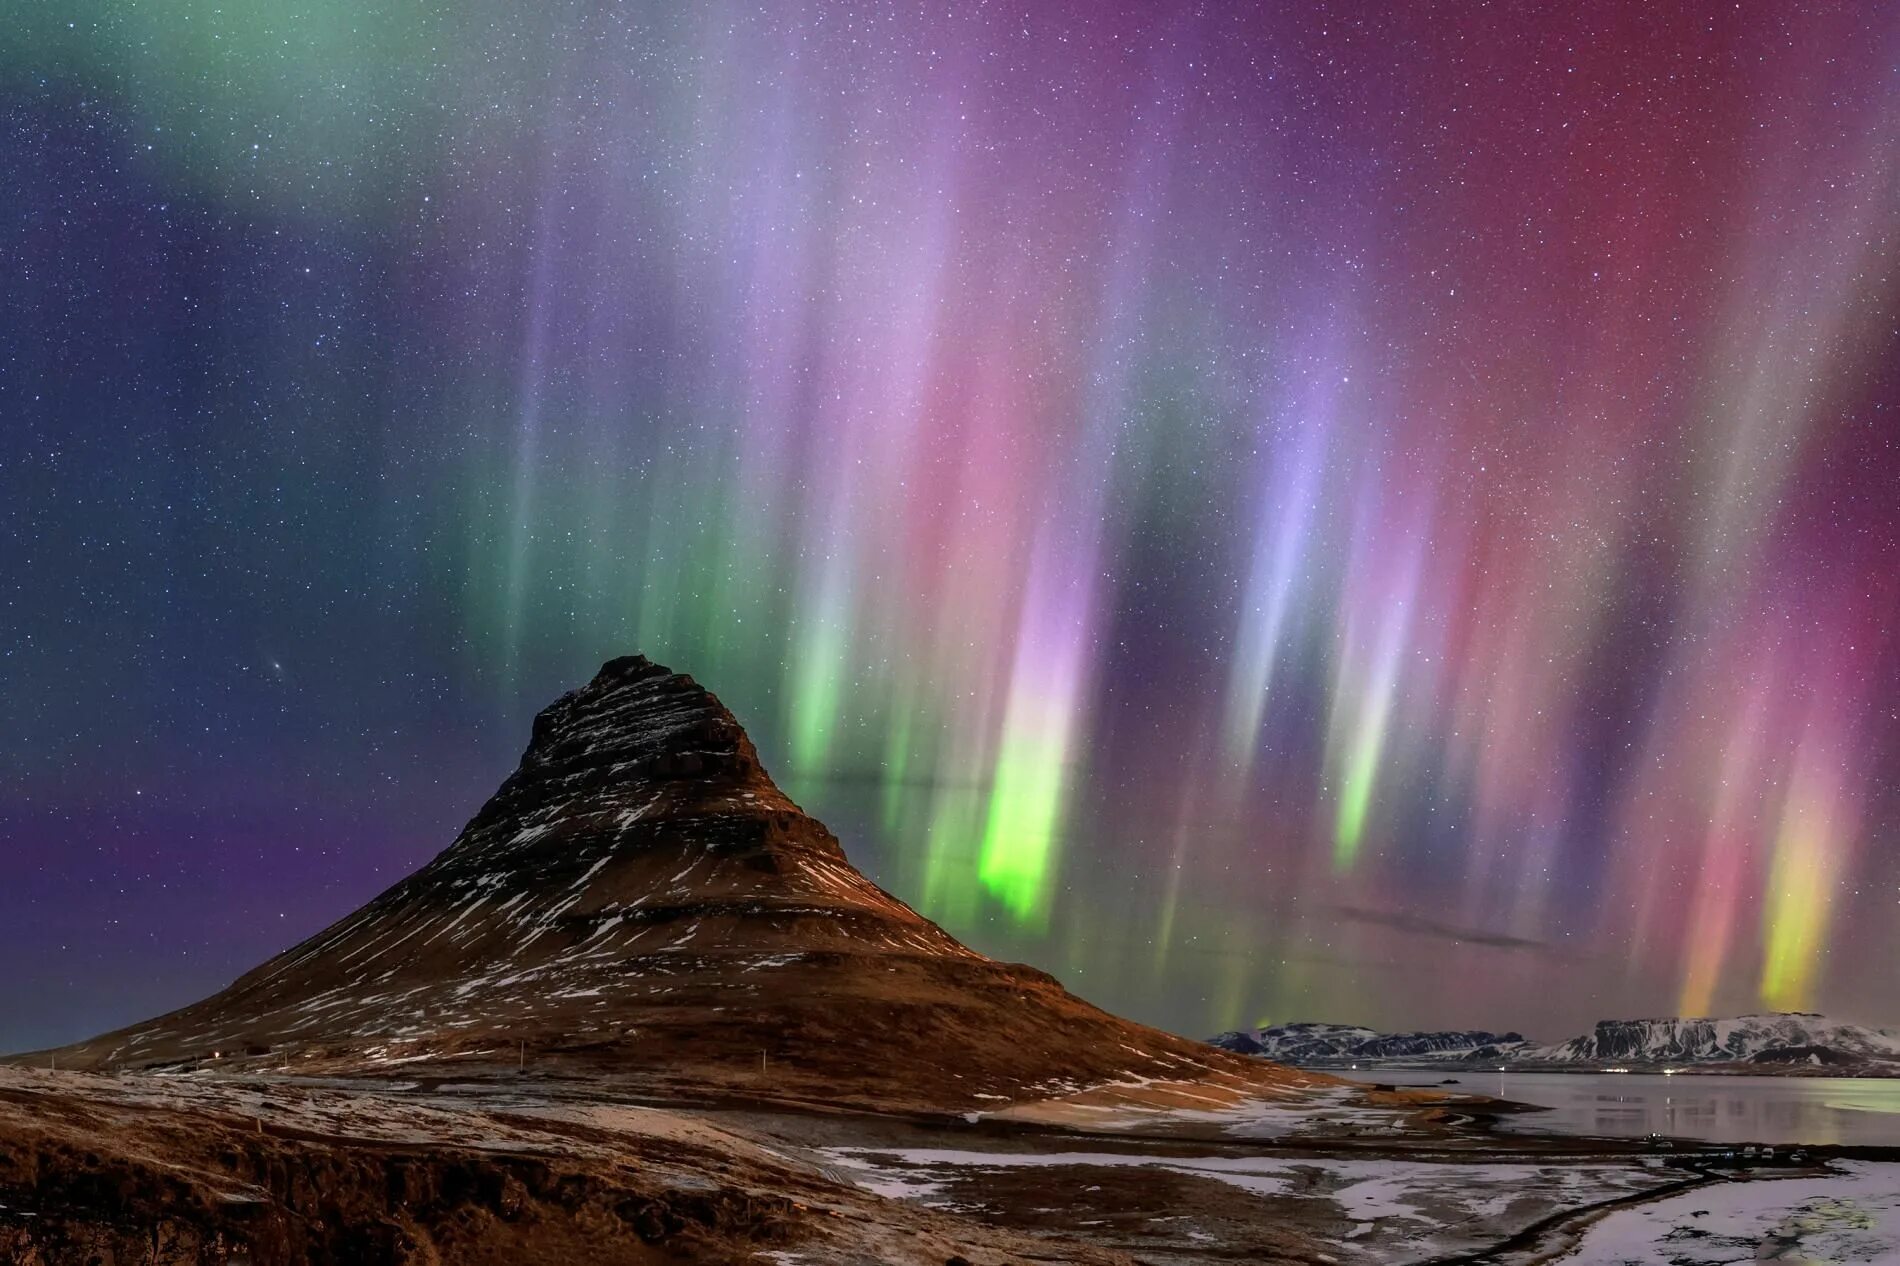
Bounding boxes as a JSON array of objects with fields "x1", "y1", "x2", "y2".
[
  {"x1": 1212, "y1": 1012, "x2": 1900, "y2": 1072},
  {"x1": 28, "y1": 655, "x2": 1305, "y2": 1111}
]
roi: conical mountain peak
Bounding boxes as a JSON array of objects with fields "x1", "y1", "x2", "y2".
[
  {"x1": 41, "y1": 657, "x2": 1294, "y2": 1110},
  {"x1": 450, "y1": 654, "x2": 835, "y2": 873},
  {"x1": 507, "y1": 654, "x2": 785, "y2": 812}
]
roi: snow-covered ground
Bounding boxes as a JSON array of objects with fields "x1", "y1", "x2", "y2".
[
  {"x1": 820, "y1": 1143, "x2": 1678, "y2": 1261},
  {"x1": 1556, "y1": 1162, "x2": 1900, "y2": 1264}
]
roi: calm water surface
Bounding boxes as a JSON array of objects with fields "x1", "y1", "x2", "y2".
[{"x1": 1333, "y1": 1069, "x2": 1900, "y2": 1147}]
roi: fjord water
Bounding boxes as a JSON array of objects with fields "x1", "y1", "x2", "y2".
[{"x1": 1335, "y1": 1070, "x2": 1900, "y2": 1146}]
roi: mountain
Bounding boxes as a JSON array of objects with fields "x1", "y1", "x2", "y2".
[
  {"x1": 1211, "y1": 1011, "x2": 1900, "y2": 1074},
  {"x1": 33, "y1": 655, "x2": 1303, "y2": 1111},
  {"x1": 1211, "y1": 1021, "x2": 1374, "y2": 1061},
  {"x1": 1535, "y1": 1013, "x2": 1900, "y2": 1066},
  {"x1": 1211, "y1": 1022, "x2": 1530, "y2": 1065}
]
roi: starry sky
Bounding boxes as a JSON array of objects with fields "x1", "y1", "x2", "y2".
[{"x1": 4, "y1": 1, "x2": 1898, "y2": 1054}]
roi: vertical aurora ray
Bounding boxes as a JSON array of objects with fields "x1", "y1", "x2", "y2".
[
  {"x1": 1223, "y1": 375, "x2": 1335, "y2": 768},
  {"x1": 1327, "y1": 490, "x2": 1428, "y2": 872},
  {"x1": 977, "y1": 717, "x2": 1070, "y2": 924},
  {"x1": 1333, "y1": 698, "x2": 1389, "y2": 869},
  {"x1": 1675, "y1": 681, "x2": 1769, "y2": 1019},
  {"x1": 977, "y1": 538, "x2": 1097, "y2": 925},
  {"x1": 1760, "y1": 812, "x2": 1830, "y2": 1013},
  {"x1": 493, "y1": 113, "x2": 565, "y2": 690},
  {"x1": 880, "y1": 680, "x2": 916, "y2": 833},
  {"x1": 968, "y1": 73, "x2": 1179, "y2": 926},
  {"x1": 785, "y1": 564, "x2": 853, "y2": 783},
  {"x1": 1760, "y1": 713, "x2": 1862, "y2": 1012}
]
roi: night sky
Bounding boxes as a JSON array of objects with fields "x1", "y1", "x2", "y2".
[{"x1": 5, "y1": 2, "x2": 1898, "y2": 1054}]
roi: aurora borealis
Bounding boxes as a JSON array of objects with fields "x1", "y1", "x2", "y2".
[{"x1": 3, "y1": 1, "x2": 1898, "y2": 1053}]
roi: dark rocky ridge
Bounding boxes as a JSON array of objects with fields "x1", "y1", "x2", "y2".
[{"x1": 32, "y1": 656, "x2": 1295, "y2": 1110}]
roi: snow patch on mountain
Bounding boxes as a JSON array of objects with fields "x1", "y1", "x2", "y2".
[
  {"x1": 1210, "y1": 1012, "x2": 1900, "y2": 1069},
  {"x1": 1210, "y1": 1021, "x2": 1531, "y2": 1064},
  {"x1": 1536, "y1": 1013, "x2": 1900, "y2": 1065}
]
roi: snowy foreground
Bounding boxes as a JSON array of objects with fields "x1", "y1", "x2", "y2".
[
  {"x1": 817, "y1": 1143, "x2": 1900, "y2": 1265},
  {"x1": 821, "y1": 1144, "x2": 1666, "y2": 1261},
  {"x1": 1561, "y1": 1162, "x2": 1900, "y2": 1265}
]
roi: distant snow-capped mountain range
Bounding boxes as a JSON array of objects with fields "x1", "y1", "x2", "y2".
[{"x1": 1209, "y1": 1012, "x2": 1900, "y2": 1073}]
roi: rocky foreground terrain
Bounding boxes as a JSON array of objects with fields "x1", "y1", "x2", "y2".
[
  {"x1": 6, "y1": 1056, "x2": 1817, "y2": 1266},
  {"x1": 1, "y1": 1065, "x2": 1075, "y2": 1265}
]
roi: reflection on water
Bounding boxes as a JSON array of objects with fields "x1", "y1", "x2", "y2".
[{"x1": 1332, "y1": 1070, "x2": 1900, "y2": 1146}]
